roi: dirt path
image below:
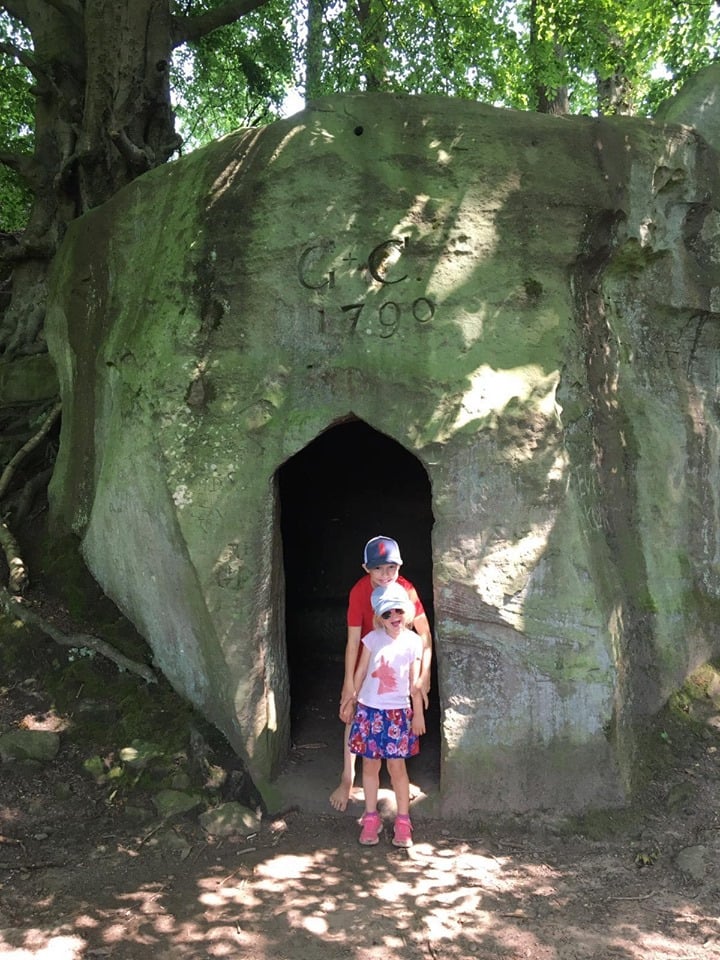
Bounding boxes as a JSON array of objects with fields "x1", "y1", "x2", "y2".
[
  {"x1": 1, "y1": 621, "x2": 719, "y2": 959},
  {"x1": 1, "y1": 736, "x2": 719, "y2": 960}
]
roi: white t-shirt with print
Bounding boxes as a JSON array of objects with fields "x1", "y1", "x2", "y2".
[{"x1": 357, "y1": 627, "x2": 422, "y2": 710}]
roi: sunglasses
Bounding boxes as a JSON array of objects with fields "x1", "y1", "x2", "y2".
[{"x1": 381, "y1": 608, "x2": 406, "y2": 620}]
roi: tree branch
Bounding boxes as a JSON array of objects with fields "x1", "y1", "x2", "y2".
[
  {"x1": 0, "y1": 588, "x2": 158, "y2": 685},
  {"x1": 0, "y1": 237, "x2": 56, "y2": 263},
  {"x1": 0, "y1": 39, "x2": 45, "y2": 84},
  {"x1": 0, "y1": 37, "x2": 68, "y2": 107},
  {"x1": 0, "y1": 522, "x2": 28, "y2": 593},
  {"x1": 109, "y1": 126, "x2": 153, "y2": 170},
  {"x1": 1, "y1": 2, "x2": 31, "y2": 27},
  {"x1": 14, "y1": 466, "x2": 53, "y2": 523},
  {"x1": 1, "y1": 303, "x2": 47, "y2": 357},
  {"x1": 41, "y1": 0, "x2": 84, "y2": 32},
  {"x1": 172, "y1": 0, "x2": 269, "y2": 47},
  {"x1": 0, "y1": 403, "x2": 59, "y2": 588},
  {"x1": 0, "y1": 401, "x2": 61, "y2": 503},
  {"x1": 0, "y1": 147, "x2": 38, "y2": 187}
]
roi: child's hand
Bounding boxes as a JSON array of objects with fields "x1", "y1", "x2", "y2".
[
  {"x1": 339, "y1": 684, "x2": 355, "y2": 714},
  {"x1": 411, "y1": 678, "x2": 430, "y2": 710},
  {"x1": 411, "y1": 694, "x2": 425, "y2": 736},
  {"x1": 339, "y1": 698, "x2": 356, "y2": 724}
]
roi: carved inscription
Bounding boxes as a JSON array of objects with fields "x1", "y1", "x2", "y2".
[{"x1": 298, "y1": 237, "x2": 435, "y2": 338}]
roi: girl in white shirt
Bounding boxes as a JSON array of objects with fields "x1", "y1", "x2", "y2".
[{"x1": 346, "y1": 581, "x2": 426, "y2": 847}]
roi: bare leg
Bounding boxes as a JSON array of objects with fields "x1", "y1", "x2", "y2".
[
  {"x1": 362, "y1": 757, "x2": 381, "y2": 814},
  {"x1": 329, "y1": 725, "x2": 358, "y2": 811},
  {"x1": 387, "y1": 759, "x2": 410, "y2": 816}
]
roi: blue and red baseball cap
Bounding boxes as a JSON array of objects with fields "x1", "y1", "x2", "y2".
[{"x1": 363, "y1": 536, "x2": 402, "y2": 568}]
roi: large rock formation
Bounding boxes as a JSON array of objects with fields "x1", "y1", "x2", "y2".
[{"x1": 46, "y1": 68, "x2": 720, "y2": 814}]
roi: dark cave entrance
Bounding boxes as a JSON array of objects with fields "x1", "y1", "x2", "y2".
[{"x1": 278, "y1": 418, "x2": 439, "y2": 792}]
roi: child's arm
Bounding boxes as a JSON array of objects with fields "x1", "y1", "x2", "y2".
[
  {"x1": 411, "y1": 611, "x2": 433, "y2": 708},
  {"x1": 340, "y1": 643, "x2": 370, "y2": 723},
  {"x1": 411, "y1": 690, "x2": 426, "y2": 736},
  {"x1": 410, "y1": 650, "x2": 426, "y2": 735},
  {"x1": 339, "y1": 625, "x2": 361, "y2": 717}
]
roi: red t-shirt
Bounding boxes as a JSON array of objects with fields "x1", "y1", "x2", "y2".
[{"x1": 346, "y1": 573, "x2": 425, "y2": 636}]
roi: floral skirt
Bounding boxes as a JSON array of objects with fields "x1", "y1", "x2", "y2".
[{"x1": 348, "y1": 703, "x2": 420, "y2": 759}]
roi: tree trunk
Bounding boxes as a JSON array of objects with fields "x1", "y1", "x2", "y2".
[
  {"x1": 0, "y1": 1, "x2": 270, "y2": 573},
  {"x1": 0, "y1": 0, "x2": 84, "y2": 358},
  {"x1": 305, "y1": 0, "x2": 324, "y2": 100},
  {"x1": 596, "y1": 70, "x2": 633, "y2": 116},
  {"x1": 1, "y1": 0, "x2": 181, "y2": 359},
  {"x1": 0, "y1": 0, "x2": 185, "y2": 595},
  {"x1": 537, "y1": 73, "x2": 570, "y2": 116},
  {"x1": 527, "y1": 0, "x2": 569, "y2": 116},
  {"x1": 356, "y1": 0, "x2": 387, "y2": 92},
  {"x1": 78, "y1": 0, "x2": 180, "y2": 210}
]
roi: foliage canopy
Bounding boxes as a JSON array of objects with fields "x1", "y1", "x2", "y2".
[
  {"x1": 0, "y1": 11, "x2": 34, "y2": 231},
  {"x1": 0, "y1": 0, "x2": 717, "y2": 241},
  {"x1": 296, "y1": 0, "x2": 719, "y2": 116},
  {"x1": 0, "y1": 3, "x2": 717, "y2": 225}
]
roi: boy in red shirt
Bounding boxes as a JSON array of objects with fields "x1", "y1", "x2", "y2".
[{"x1": 330, "y1": 535, "x2": 432, "y2": 811}]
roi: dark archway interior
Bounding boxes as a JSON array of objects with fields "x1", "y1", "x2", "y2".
[{"x1": 279, "y1": 418, "x2": 439, "y2": 791}]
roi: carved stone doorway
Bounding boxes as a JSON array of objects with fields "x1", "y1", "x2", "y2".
[{"x1": 278, "y1": 418, "x2": 439, "y2": 808}]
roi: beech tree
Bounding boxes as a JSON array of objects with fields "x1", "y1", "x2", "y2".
[
  {"x1": 0, "y1": 0, "x2": 296, "y2": 592},
  {"x1": 0, "y1": 0, "x2": 298, "y2": 359}
]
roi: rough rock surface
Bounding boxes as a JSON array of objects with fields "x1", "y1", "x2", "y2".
[{"x1": 46, "y1": 71, "x2": 720, "y2": 814}]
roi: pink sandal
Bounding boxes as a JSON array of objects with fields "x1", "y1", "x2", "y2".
[{"x1": 359, "y1": 811, "x2": 382, "y2": 845}]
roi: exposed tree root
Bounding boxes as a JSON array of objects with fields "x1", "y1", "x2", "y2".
[
  {"x1": 0, "y1": 586, "x2": 157, "y2": 684},
  {"x1": 0, "y1": 400, "x2": 61, "y2": 502},
  {"x1": 0, "y1": 400, "x2": 61, "y2": 593},
  {"x1": 0, "y1": 522, "x2": 28, "y2": 593},
  {"x1": 14, "y1": 466, "x2": 53, "y2": 523}
]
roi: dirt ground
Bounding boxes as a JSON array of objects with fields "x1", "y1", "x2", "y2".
[{"x1": 1, "y1": 611, "x2": 720, "y2": 960}]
